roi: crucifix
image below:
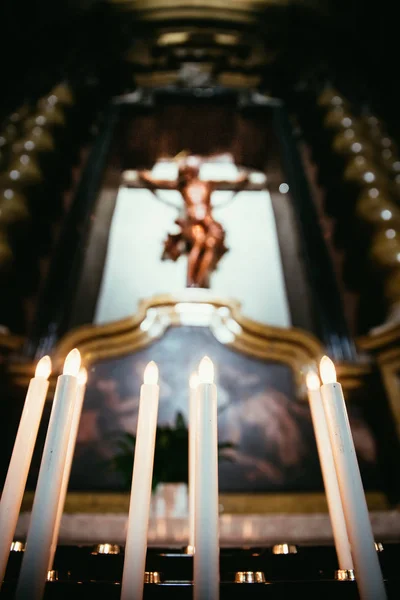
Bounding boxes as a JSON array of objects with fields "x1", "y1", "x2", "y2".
[{"x1": 122, "y1": 153, "x2": 266, "y2": 288}]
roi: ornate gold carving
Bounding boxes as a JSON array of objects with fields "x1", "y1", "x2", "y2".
[
  {"x1": 370, "y1": 227, "x2": 400, "y2": 270},
  {"x1": 358, "y1": 323, "x2": 400, "y2": 439},
  {"x1": 317, "y1": 87, "x2": 349, "y2": 109},
  {"x1": 319, "y1": 87, "x2": 400, "y2": 325},
  {"x1": 45, "y1": 83, "x2": 75, "y2": 107},
  {"x1": 8, "y1": 104, "x2": 31, "y2": 126},
  {"x1": 12, "y1": 126, "x2": 55, "y2": 155},
  {"x1": 8, "y1": 293, "x2": 371, "y2": 395},
  {"x1": 356, "y1": 187, "x2": 400, "y2": 227},
  {"x1": 218, "y1": 72, "x2": 261, "y2": 88},
  {"x1": 110, "y1": 0, "x2": 281, "y2": 25},
  {"x1": 343, "y1": 155, "x2": 387, "y2": 189},
  {"x1": 20, "y1": 489, "x2": 389, "y2": 514},
  {"x1": 52, "y1": 292, "x2": 323, "y2": 380},
  {"x1": 24, "y1": 106, "x2": 66, "y2": 131},
  {"x1": 109, "y1": 0, "x2": 330, "y2": 18},
  {"x1": 323, "y1": 106, "x2": 361, "y2": 132},
  {"x1": 0, "y1": 229, "x2": 13, "y2": 271},
  {"x1": 0, "y1": 330, "x2": 25, "y2": 351},
  {"x1": 0, "y1": 188, "x2": 30, "y2": 225},
  {"x1": 0, "y1": 123, "x2": 19, "y2": 147},
  {"x1": 332, "y1": 129, "x2": 374, "y2": 159},
  {"x1": 0, "y1": 152, "x2": 42, "y2": 188}
]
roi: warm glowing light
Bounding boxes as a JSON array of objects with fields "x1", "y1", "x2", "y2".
[
  {"x1": 189, "y1": 372, "x2": 199, "y2": 390},
  {"x1": 249, "y1": 172, "x2": 266, "y2": 185},
  {"x1": 144, "y1": 361, "x2": 159, "y2": 385},
  {"x1": 198, "y1": 356, "x2": 214, "y2": 384},
  {"x1": 35, "y1": 355, "x2": 52, "y2": 379},
  {"x1": 158, "y1": 31, "x2": 189, "y2": 46},
  {"x1": 63, "y1": 348, "x2": 81, "y2": 377},
  {"x1": 381, "y1": 210, "x2": 392, "y2": 221},
  {"x1": 78, "y1": 367, "x2": 88, "y2": 386},
  {"x1": 386, "y1": 228, "x2": 396, "y2": 239},
  {"x1": 320, "y1": 356, "x2": 337, "y2": 384},
  {"x1": 306, "y1": 371, "x2": 321, "y2": 391}
]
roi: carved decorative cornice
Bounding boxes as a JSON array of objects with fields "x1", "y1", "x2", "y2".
[
  {"x1": 317, "y1": 85, "x2": 400, "y2": 327},
  {"x1": 7, "y1": 292, "x2": 371, "y2": 397}
]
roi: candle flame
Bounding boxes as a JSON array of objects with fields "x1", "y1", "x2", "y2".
[
  {"x1": 78, "y1": 367, "x2": 88, "y2": 386},
  {"x1": 63, "y1": 348, "x2": 81, "y2": 377},
  {"x1": 306, "y1": 371, "x2": 321, "y2": 391},
  {"x1": 319, "y1": 355, "x2": 337, "y2": 384},
  {"x1": 189, "y1": 372, "x2": 199, "y2": 389},
  {"x1": 144, "y1": 361, "x2": 159, "y2": 385},
  {"x1": 198, "y1": 356, "x2": 214, "y2": 384},
  {"x1": 35, "y1": 355, "x2": 52, "y2": 379}
]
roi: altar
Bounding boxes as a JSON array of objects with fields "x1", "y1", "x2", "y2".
[{"x1": 1, "y1": 3, "x2": 400, "y2": 597}]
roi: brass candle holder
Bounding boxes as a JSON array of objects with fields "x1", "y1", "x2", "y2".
[
  {"x1": 335, "y1": 569, "x2": 356, "y2": 581},
  {"x1": 10, "y1": 541, "x2": 25, "y2": 552},
  {"x1": 272, "y1": 543, "x2": 298, "y2": 555},
  {"x1": 92, "y1": 543, "x2": 120, "y2": 555},
  {"x1": 46, "y1": 570, "x2": 59, "y2": 582},
  {"x1": 234, "y1": 571, "x2": 266, "y2": 583},
  {"x1": 144, "y1": 571, "x2": 162, "y2": 584}
]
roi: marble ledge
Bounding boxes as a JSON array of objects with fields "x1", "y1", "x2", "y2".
[{"x1": 15, "y1": 510, "x2": 400, "y2": 547}]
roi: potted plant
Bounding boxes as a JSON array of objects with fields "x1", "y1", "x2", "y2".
[{"x1": 111, "y1": 412, "x2": 234, "y2": 517}]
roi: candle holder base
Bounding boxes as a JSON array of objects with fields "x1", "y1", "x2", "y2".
[
  {"x1": 144, "y1": 571, "x2": 162, "y2": 584},
  {"x1": 234, "y1": 571, "x2": 266, "y2": 583},
  {"x1": 272, "y1": 543, "x2": 298, "y2": 555},
  {"x1": 335, "y1": 569, "x2": 355, "y2": 581},
  {"x1": 10, "y1": 541, "x2": 25, "y2": 552},
  {"x1": 92, "y1": 543, "x2": 120, "y2": 555}
]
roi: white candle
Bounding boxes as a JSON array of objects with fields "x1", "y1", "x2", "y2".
[
  {"x1": 319, "y1": 356, "x2": 387, "y2": 600},
  {"x1": 48, "y1": 367, "x2": 87, "y2": 571},
  {"x1": 0, "y1": 356, "x2": 51, "y2": 587},
  {"x1": 121, "y1": 361, "x2": 160, "y2": 600},
  {"x1": 188, "y1": 371, "x2": 199, "y2": 551},
  {"x1": 306, "y1": 371, "x2": 353, "y2": 571},
  {"x1": 16, "y1": 349, "x2": 81, "y2": 600},
  {"x1": 194, "y1": 356, "x2": 219, "y2": 600}
]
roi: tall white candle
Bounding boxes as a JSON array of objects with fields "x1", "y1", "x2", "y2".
[
  {"x1": 306, "y1": 371, "x2": 353, "y2": 571},
  {"x1": 194, "y1": 356, "x2": 219, "y2": 600},
  {"x1": 319, "y1": 356, "x2": 387, "y2": 600},
  {"x1": 188, "y1": 372, "x2": 199, "y2": 551},
  {"x1": 0, "y1": 356, "x2": 51, "y2": 586},
  {"x1": 121, "y1": 361, "x2": 160, "y2": 600},
  {"x1": 16, "y1": 349, "x2": 81, "y2": 600},
  {"x1": 48, "y1": 367, "x2": 87, "y2": 571}
]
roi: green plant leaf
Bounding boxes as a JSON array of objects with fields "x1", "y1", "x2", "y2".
[{"x1": 108, "y1": 415, "x2": 236, "y2": 491}]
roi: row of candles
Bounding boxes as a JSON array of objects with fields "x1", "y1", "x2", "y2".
[{"x1": 0, "y1": 350, "x2": 388, "y2": 600}]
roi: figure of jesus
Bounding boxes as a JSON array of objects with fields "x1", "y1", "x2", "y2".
[{"x1": 123, "y1": 154, "x2": 264, "y2": 288}]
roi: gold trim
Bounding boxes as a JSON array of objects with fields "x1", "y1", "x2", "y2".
[
  {"x1": 357, "y1": 324, "x2": 400, "y2": 439},
  {"x1": 0, "y1": 332, "x2": 25, "y2": 351},
  {"x1": 20, "y1": 490, "x2": 390, "y2": 514},
  {"x1": 7, "y1": 293, "x2": 371, "y2": 395},
  {"x1": 108, "y1": 0, "x2": 330, "y2": 26},
  {"x1": 51, "y1": 291, "x2": 327, "y2": 402},
  {"x1": 357, "y1": 322, "x2": 400, "y2": 351},
  {"x1": 53, "y1": 292, "x2": 324, "y2": 371}
]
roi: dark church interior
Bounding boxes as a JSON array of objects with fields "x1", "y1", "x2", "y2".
[{"x1": 1, "y1": 1, "x2": 400, "y2": 598}]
